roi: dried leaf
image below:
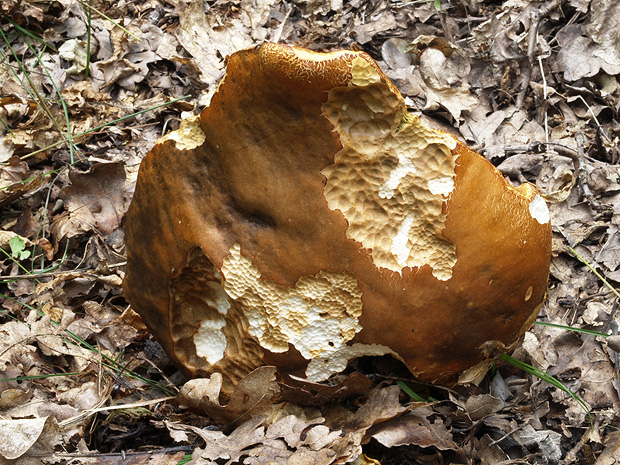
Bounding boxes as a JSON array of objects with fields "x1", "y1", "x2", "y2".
[
  {"x1": 518, "y1": 425, "x2": 562, "y2": 464},
  {"x1": 407, "y1": 36, "x2": 478, "y2": 119},
  {"x1": 464, "y1": 394, "x2": 504, "y2": 421},
  {"x1": 0, "y1": 416, "x2": 56, "y2": 460},
  {"x1": 176, "y1": 0, "x2": 277, "y2": 100},
  {"x1": 279, "y1": 372, "x2": 373, "y2": 405},
  {"x1": 555, "y1": 2, "x2": 620, "y2": 83},
  {"x1": 0, "y1": 230, "x2": 34, "y2": 252},
  {"x1": 53, "y1": 162, "x2": 130, "y2": 240},
  {"x1": 178, "y1": 385, "x2": 408, "y2": 464},
  {"x1": 607, "y1": 335, "x2": 620, "y2": 353},
  {"x1": 178, "y1": 366, "x2": 280, "y2": 425},
  {"x1": 367, "y1": 406, "x2": 458, "y2": 450},
  {"x1": 596, "y1": 431, "x2": 620, "y2": 465}
]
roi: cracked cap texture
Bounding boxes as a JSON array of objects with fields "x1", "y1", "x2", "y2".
[{"x1": 123, "y1": 43, "x2": 552, "y2": 397}]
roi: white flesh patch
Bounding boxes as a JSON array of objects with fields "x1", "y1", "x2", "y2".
[
  {"x1": 194, "y1": 316, "x2": 228, "y2": 365},
  {"x1": 379, "y1": 153, "x2": 417, "y2": 199},
  {"x1": 321, "y1": 59, "x2": 458, "y2": 280},
  {"x1": 427, "y1": 176, "x2": 455, "y2": 196},
  {"x1": 305, "y1": 343, "x2": 397, "y2": 382},
  {"x1": 392, "y1": 212, "x2": 416, "y2": 267},
  {"x1": 220, "y1": 244, "x2": 364, "y2": 358},
  {"x1": 529, "y1": 194, "x2": 550, "y2": 225},
  {"x1": 159, "y1": 115, "x2": 206, "y2": 151},
  {"x1": 204, "y1": 282, "x2": 231, "y2": 315}
]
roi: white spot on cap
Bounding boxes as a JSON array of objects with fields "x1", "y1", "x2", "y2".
[
  {"x1": 194, "y1": 316, "x2": 227, "y2": 364},
  {"x1": 305, "y1": 343, "x2": 397, "y2": 382},
  {"x1": 427, "y1": 176, "x2": 455, "y2": 196},
  {"x1": 392, "y1": 212, "x2": 416, "y2": 267},
  {"x1": 205, "y1": 282, "x2": 231, "y2": 315},
  {"x1": 529, "y1": 194, "x2": 550, "y2": 224},
  {"x1": 524, "y1": 285, "x2": 533, "y2": 302},
  {"x1": 379, "y1": 153, "x2": 417, "y2": 199},
  {"x1": 220, "y1": 244, "x2": 364, "y2": 358},
  {"x1": 160, "y1": 115, "x2": 206, "y2": 151}
]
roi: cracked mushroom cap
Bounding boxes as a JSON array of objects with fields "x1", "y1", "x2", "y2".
[{"x1": 123, "y1": 43, "x2": 552, "y2": 396}]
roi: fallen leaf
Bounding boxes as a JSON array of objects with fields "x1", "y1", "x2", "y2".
[
  {"x1": 178, "y1": 366, "x2": 280, "y2": 426},
  {"x1": 176, "y1": 385, "x2": 409, "y2": 464},
  {"x1": 52, "y1": 162, "x2": 130, "y2": 240},
  {"x1": 367, "y1": 406, "x2": 458, "y2": 450},
  {"x1": 595, "y1": 431, "x2": 620, "y2": 465},
  {"x1": 464, "y1": 394, "x2": 504, "y2": 421},
  {"x1": 518, "y1": 425, "x2": 562, "y2": 464},
  {"x1": 407, "y1": 36, "x2": 478, "y2": 119},
  {"x1": 554, "y1": 1, "x2": 620, "y2": 83},
  {"x1": 0, "y1": 416, "x2": 56, "y2": 460},
  {"x1": 279, "y1": 372, "x2": 373, "y2": 405}
]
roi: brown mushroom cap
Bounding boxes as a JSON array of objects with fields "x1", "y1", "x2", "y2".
[{"x1": 123, "y1": 43, "x2": 551, "y2": 395}]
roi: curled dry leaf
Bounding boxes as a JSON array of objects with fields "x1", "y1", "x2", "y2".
[
  {"x1": 0, "y1": 230, "x2": 34, "y2": 252},
  {"x1": 180, "y1": 385, "x2": 408, "y2": 464},
  {"x1": 595, "y1": 431, "x2": 620, "y2": 465},
  {"x1": 0, "y1": 156, "x2": 46, "y2": 208},
  {"x1": 178, "y1": 366, "x2": 280, "y2": 426},
  {"x1": 518, "y1": 425, "x2": 562, "y2": 464},
  {"x1": 407, "y1": 36, "x2": 478, "y2": 119},
  {"x1": 554, "y1": 1, "x2": 620, "y2": 81},
  {"x1": 279, "y1": 372, "x2": 373, "y2": 405},
  {"x1": 0, "y1": 416, "x2": 59, "y2": 460},
  {"x1": 176, "y1": 0, "x2": 276, "y2": 96},
  {"x1": 52, "y1": 162, "x2": 130, "y2": 242},
  {"x1": 607, "y1": 335, "x2": 620, "y2": 353},
  {"x1": 367, "y1": 406, "x2": 458, "y2": 451}
]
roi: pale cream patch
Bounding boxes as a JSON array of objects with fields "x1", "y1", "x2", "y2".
[
  {"x1": 159, "y1": 115, "x2": 206, "y2": 151},
  {"x1": 194, "y1": 316, "x2": 228, "y2": 364},
  {"x1": 190, "y1": 281, "x2": 232, "y2": 365},
  {"x1": 350, "y1": 56, "x2": 382, "y2": 86},
  {"x1": 220, "y1": 244, "x2": 364, "y2": 359},
  {"x1": 427, "y1": 176, "x2": 455, "y2": 196},
  {"x1": 321, "y1": 59, "x2": 458, "y2": 280},
  {"x1": 379, "y1": 152, "x2": 417, "y2": 199},
  {"x1": 529, "y1": 194, "x2": 550, "y2": 225},
  {"x1": 292, "y1": 47, "x2": 355, "y2": 62},
  {"x1": 305, "y1": 343, "x2": 397, "y2": 382},
  {"x1": 392, "y1": 212, "x2": 416, "y2": 267},
  {"x1": 204, "y1": 282, "x2": 231, "y2": 315}
]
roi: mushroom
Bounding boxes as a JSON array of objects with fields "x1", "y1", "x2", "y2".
[{"x1": 123, "y1": 43, "x2": 552, "y2": 397}]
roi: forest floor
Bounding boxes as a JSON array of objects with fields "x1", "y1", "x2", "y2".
[{"x1": 0, "y1": 0, "x2": 619, "y2": 464}]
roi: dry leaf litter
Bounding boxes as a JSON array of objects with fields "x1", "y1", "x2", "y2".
[{"x1": 0, "y1": 0, "x2": 619, "y2": 464}]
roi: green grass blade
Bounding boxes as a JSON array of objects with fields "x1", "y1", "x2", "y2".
[
  {"x1": 19, "y1": 95, "x2": 191, "y2": 161},
  {"x1": 569, "y1": 245, "x2": 620, "y2": 299},
  {"x1": 81, "y1": 0, "x2": 93, "y2": 78},
  {"x1": 501, "y1": 353, "x2": 592, "y2": 424},
  {"x1": 534, "y1": 322, "x2": 610, "y2": 338},
  {"x1": 395, "y1": 379, "x2": 427, "y2": 402},
  {"x1": 79, "y1": 2, "x2": 140, "y2": 40},
  {"x1": 0, "y1": 372, "x2": 84, "y2": 382}
]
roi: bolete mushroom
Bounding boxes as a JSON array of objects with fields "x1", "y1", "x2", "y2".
[{"x1": 123, "y1": 43, "x2": 551, "y2": 396}]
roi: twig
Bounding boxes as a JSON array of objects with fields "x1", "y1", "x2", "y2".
[
  {"x1": 503, "y1": 140, "x2": 603, "y2": 211},
  {"x1": 516, "y1": 0, "x2": 563, "y2": 108},
  {"x1": 59, "y1": 396, "x2": 176, "y2": 428},
  {"x1": 0, "y1": 269, "x2": 123, "y2": 281},
  {"x1": 515, "y1": 8, "x2": 540, "y2": 109},
  {"x1": 271, "y1": 4, "x2": 292, "y2": 43},
  {"x1": 575, "y1": 132, "x2": 602, "y2": 211}
]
